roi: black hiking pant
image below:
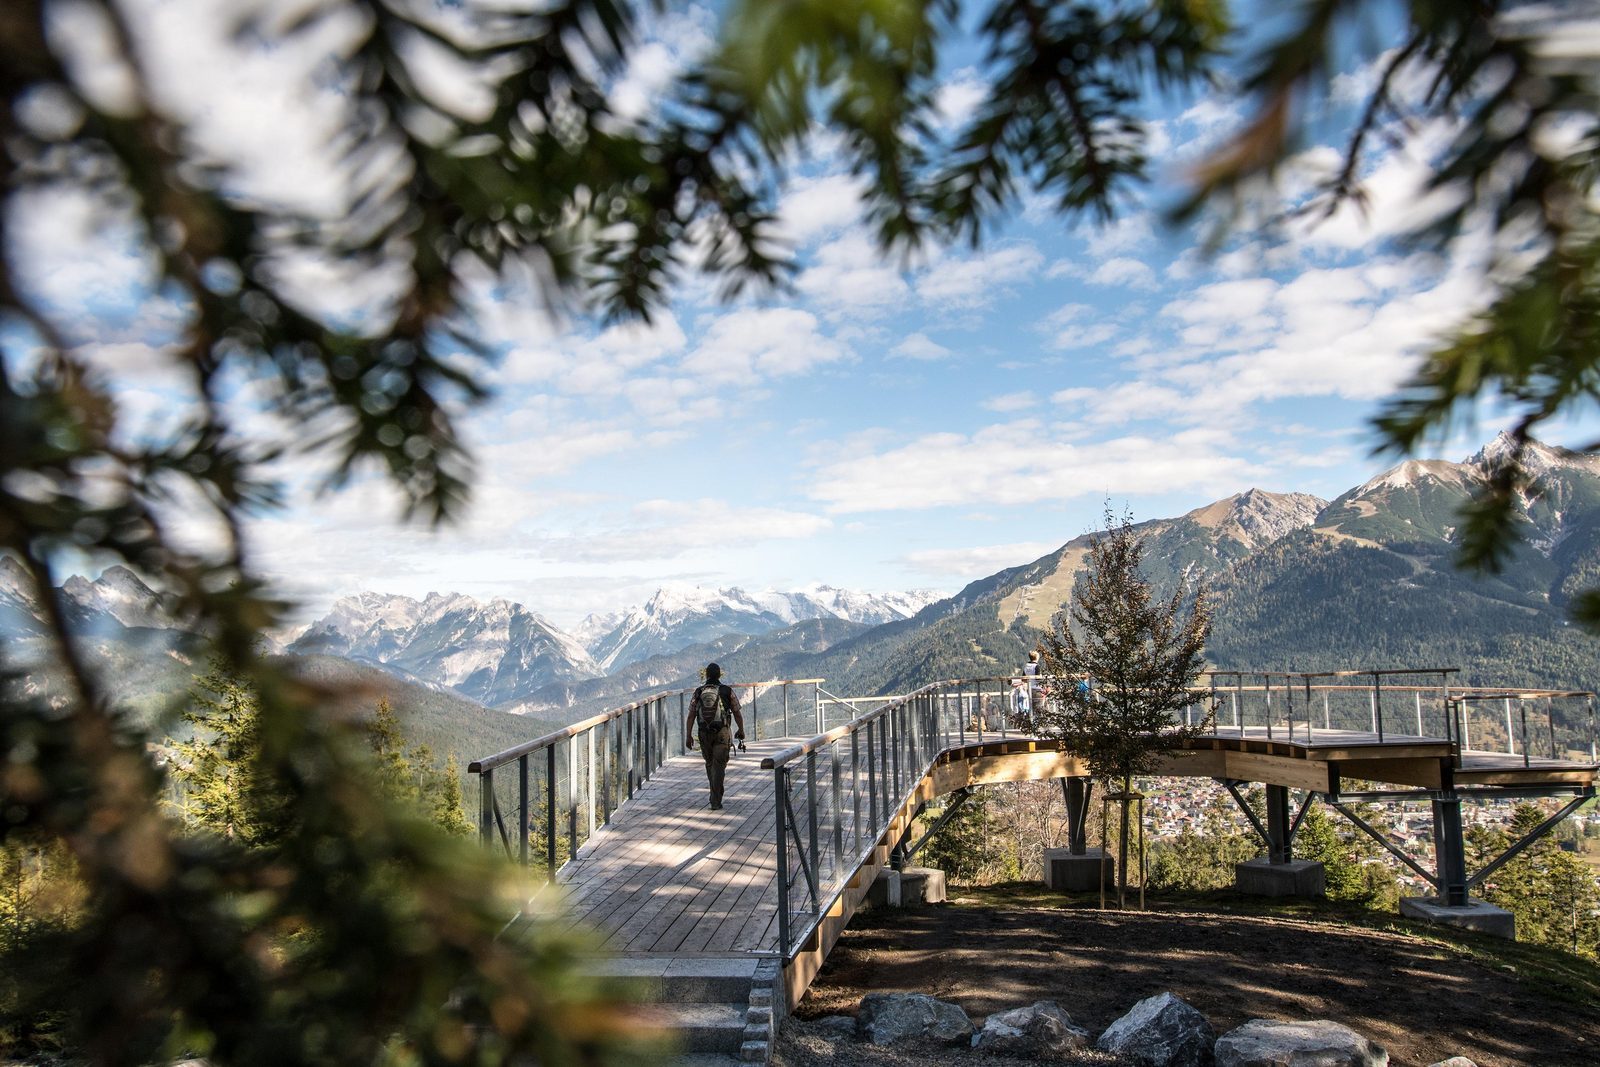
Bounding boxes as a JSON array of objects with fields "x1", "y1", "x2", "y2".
[{"x1": 698, "y1": 723, "x2": 733, "y2": 808}]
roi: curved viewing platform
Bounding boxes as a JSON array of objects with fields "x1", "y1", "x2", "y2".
[{"x1": 469, "y1": 670, "x2": 1597, "y2": 1015}]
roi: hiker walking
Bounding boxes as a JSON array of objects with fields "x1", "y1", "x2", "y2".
[{"x1": 685, "y1": 662, "x2": 745, "y2": 810}]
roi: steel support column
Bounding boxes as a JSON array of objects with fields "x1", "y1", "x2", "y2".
[
  {"x1": 1432, "y1": 791, "x2": 1468, "y2": 906},
  {"x1": 1265, "y1": 784, "x2": 1292, "y2": 864},
  {"x1": 1061, "y1": 776, "x2": 1091, "y2": 856}
]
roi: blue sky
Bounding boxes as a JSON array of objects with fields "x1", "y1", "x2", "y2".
[{"x1": 9, "y1": 1, "x2": 1598, "y2": 628}]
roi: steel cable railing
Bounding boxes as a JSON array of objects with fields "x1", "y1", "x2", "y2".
[{"x1": 468, "y1": 678, "x2": 822, "y2": 878}]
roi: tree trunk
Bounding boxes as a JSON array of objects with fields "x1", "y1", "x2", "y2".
[{"x1": 1116, "y1": 773, "x2": 1132, "y2": 909}]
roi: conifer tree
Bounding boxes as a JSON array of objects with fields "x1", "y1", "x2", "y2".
[
  {"x1": 168, "y1": 660, "x2": 290, "y2": 847},
  {"x1": 1035, "y1": 507, "x2": 1214, "y2": 906}
]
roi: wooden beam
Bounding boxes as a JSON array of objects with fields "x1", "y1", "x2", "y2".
[
  {"x1": 1219, "y1": 751, "x2": 1331, "y2": 792},
  {"x1": 1337, "y1": 757, "x2": 1444, "y2": 789}
]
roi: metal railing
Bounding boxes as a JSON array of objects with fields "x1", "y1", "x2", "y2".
[
  {"x1": 468, "y1": 678, "x2": 822, "y2": 878},
  {"x1": 1197, "y1": 670, "x2": 1597, "y2": 762},
  {"x1": 467, "y1": 665, "x2": 1597, "y2": 956},
  {"x1": 761, "y1": 669, "x2": 1600, "y2": 959},
  {"x1": 762, "y1": 676, "x2": 1046, "y2": 958}
]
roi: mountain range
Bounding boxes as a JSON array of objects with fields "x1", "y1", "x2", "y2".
[
  {"x1": 279, "y1": 583, "x2": 941, "y2": 709},
  {"x1": 7, "y1": 432, "x2": 1600, "y2": 750}
]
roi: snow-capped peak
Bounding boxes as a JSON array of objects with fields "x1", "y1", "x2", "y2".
[
  {"x1": 1469, "y1": 431, "x2": 1600, "y2": 479},
  {"x1": 584, "y1": 583, "x2": 944, "y2": 670},
  {"x1": 61, "y1": 565, "x2": 172, "y2": 629}
]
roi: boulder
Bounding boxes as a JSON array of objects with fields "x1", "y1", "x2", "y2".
[
  {"x1": 1426, "y1": 1059, "x2": 1477, "y2": 1067},
  {"x1": 1215, "y1": 1019, "x2": 1388, "y2": 1067},
  {"x1": 972, "y1": 1000, "x2": 1090, "y2": 1057},
  {"x1": 855, "y1": 992, "x2": 974, "y2": 1046},
  {"x1": 1096, "y1": 991, "x2": 1216, "y2": 1067}
]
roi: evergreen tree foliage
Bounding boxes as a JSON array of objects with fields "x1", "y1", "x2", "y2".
[
  {"x1": 1294, "y1": 804, "x2": 1398, "y2": 908},
  {"x1": 1148, "y1": 793, "x2": 1259, "y2": 892},
  {"x1": 169, "y1": 660, "x2": 290, "y2": 847},
  {"x1": 919, "y1": 790, "x2": 991, "y2": 885},
  {"x1": 1035, "y1": 508, "x2": 1214, "y2": 906},
  {"x1": 1471, "y1": 803, "x2": 1600, "y2": 961}
]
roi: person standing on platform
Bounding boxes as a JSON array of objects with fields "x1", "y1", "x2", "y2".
[{"x1": 685, "y1": 662, "x2": 745, "y2": 810}]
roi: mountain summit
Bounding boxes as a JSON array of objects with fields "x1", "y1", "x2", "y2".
[
  {"x1": 291, "y1": 591, "x2": 602, "y2": 707},
  {"x1": 581, "y1": 584, "x2": 941, "y2": 671}
]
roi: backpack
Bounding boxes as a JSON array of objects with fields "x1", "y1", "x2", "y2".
[{"x1": 695, "y1": 684, "x2": 729, "y2": 730}]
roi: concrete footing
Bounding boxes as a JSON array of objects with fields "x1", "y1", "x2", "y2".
[
  {"x1": 867, "y1": 869, "x2": 901, "y2": 907},
  {"x1": 1043, "y1": 847, "x2": 1113, "y2": 892},
  {"x1": 1399, "y1": 896, "x2": 1516, "y2": 940},
  {"x1": 868, "y1": 867, "x2": 947, "y2": 907},
  {"x1": 900, "y1": 866, "x2": 947, "y2": 904},
  {"x1": 1234, "y1": 858, "x2": 1326, "y2": 898}
]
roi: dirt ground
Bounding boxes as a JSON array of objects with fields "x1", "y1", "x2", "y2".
[{"x1": 786, "y1": 888, "x2": 1600, "y2": 1067}]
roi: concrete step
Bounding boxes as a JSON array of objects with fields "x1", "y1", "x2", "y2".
[
  {"x1": 658, "y1": 1002, "x2": 749, "y2": 1054},
  {"x1": 582, "y1": 956, "x2": 761, "y2": 1004}
]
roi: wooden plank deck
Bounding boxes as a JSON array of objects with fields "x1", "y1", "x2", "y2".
[{"x1": 553, "y1": 737, "x2": 790, "y2": 957}]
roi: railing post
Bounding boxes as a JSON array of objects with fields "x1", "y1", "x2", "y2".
[
  {"x1": 891, "y1": 703, "x2": 902, "y2": 797},
  {"x1": 1505, "y1": 698, "x2": 1515, "y2": 755},
  {"x1": 866, "y1": 718, "x2": 879, "y2": 834},
  {"x1": 587, "y1": 727, "x2": 597, "y2": 838},
  {"x1": 545, "y1": 745, "x2": 558, "y2": 880},
  {"x1": 567, "y1": 737, "x2": 578, "y2": 861},
  {"x1": 1373, "y1": 673, "x2": 1384, "y2": 742},
  {"x1": 1589, "y1": 694, "x2": 1596, "y2": 763},
  {"x1": 851, "y1": 728, "x2": 862, "y2": 857},
  {"x1": 1520, "y1": 700, "x2": 1530, "y2": 768},
  {"x1": 806, "y1": 751, "x2": 820, "y2": 907},
  {"x1": 816, "y1": 683, "x2": 824, "y2": 734},
  {"x1": 775, "y1": 765, "x2": 790, "y2": 955},
  {"x1": 518, "y1": 756, "x2": 529, "y2": 867},
  {"x1": 478, "y1": 767, "x2": 494, "y2": 848},
  {"x1": 626, "y1": 706, "x2": 637, "y2": 799},
  {"x1": 782, "y1": 683, "x2": 789, "y2": 739},
  {"x1": 641, "y1": 700, "x2": 649, "y2": 779},
  {"x1": 679, "y1": 691, "x2": 687, "y2": 752},
  {"x1": 831, "y1": 744, "x2": 844, "y2": 873}
]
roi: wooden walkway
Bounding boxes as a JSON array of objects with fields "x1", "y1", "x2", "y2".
[
  {"x1": 545, "y1": 727, "x2": 1595, "y2": 965},
  {"x1": 553, "y1": 738, "x2": 790, "y2": 957}
]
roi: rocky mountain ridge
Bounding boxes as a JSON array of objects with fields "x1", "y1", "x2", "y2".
[{"x1": 579, "y1": 583, "x2": 941, "y2": 670}]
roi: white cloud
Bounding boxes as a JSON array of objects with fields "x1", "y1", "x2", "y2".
[
  {"x1": 1046, "y1": 321, "x2": 1119, "y2": 351},
  {"x1": 1164, "y1": 278, "x2": 1278, "y2": 324},
  {"x1": 680, "y1": 308, "x2": 850, "y2": 384},
  {"x1": 797, "y1": 233, "x2": 912, "y2": 316},
  {"x1": 916, "y1": 244, "x2": 1044, "y2": 308},
  {"x1": 777, "y1": 172, "x2": 868, "y2": 246},
  {"x1": 535, "y1": 499, "x2": 833, "y2": 562},
  {"x1": 982, "y1": 392, "x2": 1039, "y2": 413},
  {"x1": 810, "y1": 422, "x2": 1257, "y2": 513},
  {"x1": 890, "y1": 333, "x2": 953, "y2": 361},
  {"x1": 903, "y1": 541, "x2": 1059, "y2": 580},
  {"x1": 1083, "y1": 215, "x2": 1156, "y2": 259},
  {"x1": 1087, "y1": 257, "x2": 1158, "y2": 290},
  {"x1": 933, "y1": 68, "x2": 987, "y2": 131},
  {"x1": 607, "y1": 8, "x2": 715, "y2": 124}
]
